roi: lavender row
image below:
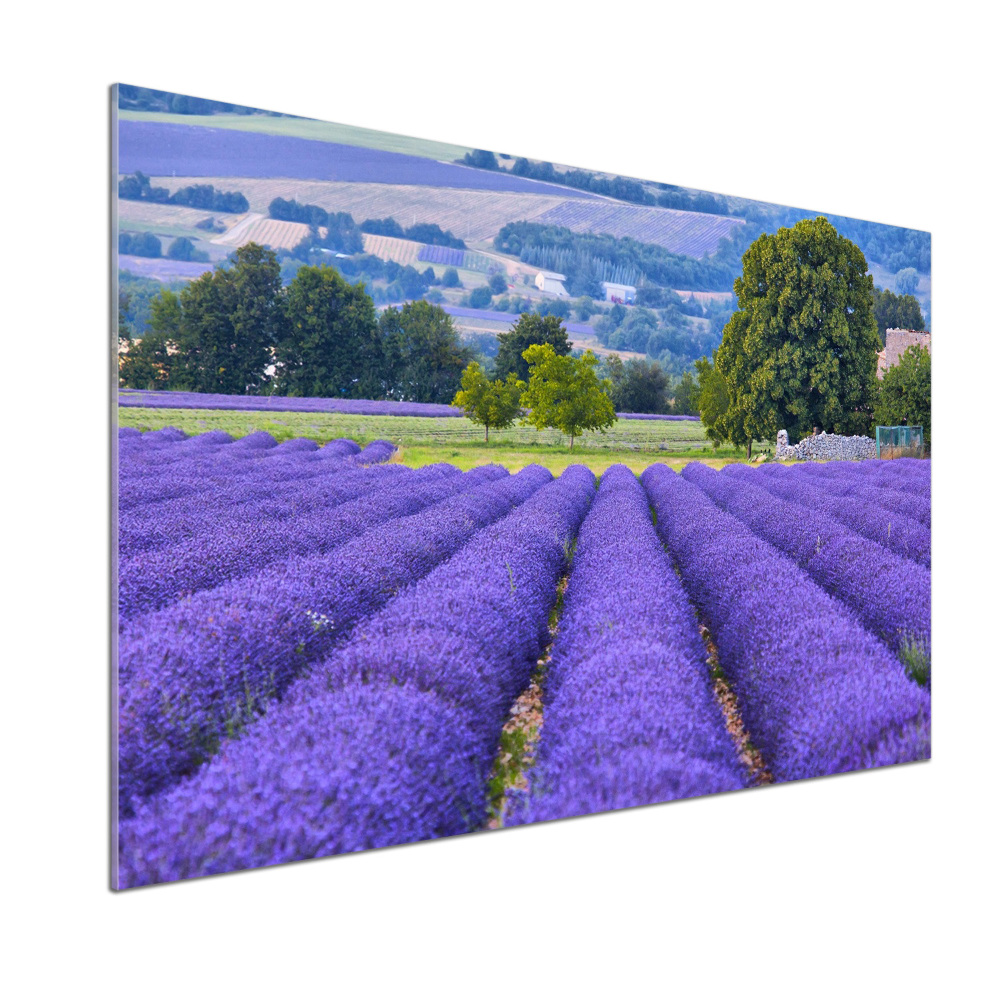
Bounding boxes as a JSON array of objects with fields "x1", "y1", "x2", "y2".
[
  {"x1": 119, "y1": 459, "x2": 411, "y2": 561},
  {"x1": 642, "y1": 465, "x2": 930, "y2": 781},
  {"x1": 119, "y1": 433, "x2": 385, "y2": 512},
  {"x1": 798, "y1": 459, "x2": 930, "y2": 502},
  {"x1": 510, "y1": 466, "x2": 744, "y2": 825},
  {"x1": 723, "y1": 465, "x2": 930, "y2": 568},
  {"x1": 682, "y1": 463, "x2": 930, "y2": 674},
  {"x1": 615, "y1": 412, "x2": 700, "y2": 421},
  {"x1": 119, "y1": 463, "x2": 462, "y2": 624},
  {"x1": 768, "y1": 463, "x2": 931, "y2": 529},
  {"x1": 118, "y1": 466, "x2": 596, "y2": 885},
  {"x1": 117, "y1": 464, "x2": 546, "y2": 817}
]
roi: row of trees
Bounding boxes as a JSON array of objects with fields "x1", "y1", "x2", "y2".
[
  {"x1": 453, "y1": 345, "x2": 616, "y2": 448},
  {"x1": 691, "y1": 217, "x2": 931, "y2": 456},
  {"x1": 269, "y1": 200, "x2": 466, "y2": 253},
  {"x1": 118, "y1": 233, "x2": 209, "y2": 262},
  {"x1": 119, "y1": 244, "x2": 476, "y2": 403},
  {"x1": 119, "y1": 172, "x2": 249, "y2": 213}
]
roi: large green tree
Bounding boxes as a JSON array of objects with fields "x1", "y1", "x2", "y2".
[
  {"x1": 378, "y1": 300, "x2": 475, "y2": 403},
  {"x1": 452, "y1": 363, "x2": 525, "y2": 442},
  {"x1": 874, "y1": 345, "x2": 931, "y2": 449},
  {"x1": 494, "y1": 313, "x2": 572, "y2": 383},
  {"x1": 275, "y1": 264, "x2": 380, "y2": 398},
  {"x1": 520, "y1": 344, "x2": 616, "y2": 448},
  {"x1": 873, "y1": 287, "x2": 925, "y2": 344},
  {"x1": 714, "y1": 216, "x2": 880, "y2": 454},
  {"x1": 172, "y1": 243, "x2": 282, "y2": 394}
]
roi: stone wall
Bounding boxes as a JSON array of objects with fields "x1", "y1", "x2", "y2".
[{"x1": 775, "y1": 429, "x2": 877, "y2": 461}]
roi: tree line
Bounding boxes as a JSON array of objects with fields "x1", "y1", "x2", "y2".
[
  {"x1": 117, "y1": 86, "x2": 292, "y2": 117},
  {"x1": 269, "y1": 200, "x2": 466, "y2": 251},
  {"x1": 119, "y1": 172, "x2": 249, "y2": 213},
  {"x1": 118, "y1": 243, "x2": 475, "y2": 403},
  {"x1": 118, "y1": 233, "x2": 209, "y2": 262}
]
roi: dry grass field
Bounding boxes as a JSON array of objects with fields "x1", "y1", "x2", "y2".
[
  {"x1": 361, "y1": 234, "x2": 424, "y2": 267},
  {"x1": 117, "y1": 200, "x2": 247, "y2": 243},
  {"x1": 211, "y1": 215, "x2": 310, "y2": 250},
  {"x1": 150, "y1": 177, "x2": 567, "y2": 243}
]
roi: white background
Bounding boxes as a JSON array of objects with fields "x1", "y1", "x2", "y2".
[{"x1": 4, "y1": 2, "x2": 995, "y2": 996}]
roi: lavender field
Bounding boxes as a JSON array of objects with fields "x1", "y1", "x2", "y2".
[
  {"x1": 118, "y1": 120, "x2": 596, "y2": 197},
  {"x1": 115, "y1": 431, "x2": 930, "y2": 887}
]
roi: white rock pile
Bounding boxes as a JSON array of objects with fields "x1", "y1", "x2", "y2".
[{"x1": 774, "y1": 429, "x2": 877, "y2": 461}]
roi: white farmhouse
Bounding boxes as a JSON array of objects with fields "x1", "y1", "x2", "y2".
[
  {"x1": 601, "y1": 281, "x2": 636, "y2": 304},
  {"x1": 534, "y1": 270, "x2": 569, "y2": 297}
]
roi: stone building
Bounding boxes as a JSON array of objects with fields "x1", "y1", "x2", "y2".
[{"x1": 877, "y1": 328, "x2": 931, "y2": 379}]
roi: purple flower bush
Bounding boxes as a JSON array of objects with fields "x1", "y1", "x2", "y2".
[
  {"x1": 796, "y1": 463, "x2": 930, "y2": 526},
  {"x1": 118, "y1": 463, "x2": 457, "y2": 623},
  {"x1": 509, "y1": 465, "x2": 745, "y2": 825},
  {"x1": 118, "y1": 466, "x2": 595, "y2": 885},
  {"x1": 642, "y1": 464, "x2": 930, "y2": 782},
  {"x1": 723, "y1": 463, "x2": 930, "y2": 568},
  {"x1": 117, "y1": 464, "x2": 548, "y2": 817},
  {"x1": 682, "y1": 462, "x2": 930, "y2": 671}
]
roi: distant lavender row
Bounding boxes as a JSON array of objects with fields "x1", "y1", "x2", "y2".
[
  {"x1": 615, "y1": 412, "x2": 700, "y2": 421},
  {"x1": 642, "y1": 465, "x2": 930, "y2": 781},
  {"x1": 682, "y1": 463, "x2": 930, "y2": 674},
  {"x1": 510, "y1": 466, "x2": 744, "y2": 825},
  {"x1": 119, "y1": 466, "x2": 596, "y2": 885},
  {"x1": 417, "y1": 245, "x2": 465, "y2": 267},
  {"x1": 120, "y1": 389, "x2": 463, "y2": 417},
  {"x1": 724, "y1": 464, "x2": 931, "y2": 568},
  {"x1": 120, "y1": 389, "x2": 701, "y2": 423},
  {"x1": 117, "y1": 464, "x2": 543, "y2": 818}
]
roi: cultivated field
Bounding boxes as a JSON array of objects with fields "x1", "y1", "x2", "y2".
[
  {"x1": 153, "y1": 177, "x2": 569, "y2": 243},
  {"x1": 115, "y1": 430, "x2": 930, "y2": 887},
  {"x1": 118, "y1": 256, "x2": 215, "y2": 281},
  {"x1": 118, "y1": 109, "x2": 476, "y2": 162},
  {"x1": 119, "y1": 120, "x2": 593, "y2": 197},
  {"x1": 533, "y1": 200, "x2": 744, "y2": 257},
  {"x1": 211, "y1": 214, "x2": 310, "y2": 250},
  {"x1": 361, "y1": 233, "x2": 423, "y2": 267},
  {"x1": 117, "y1": 200, "x2": 246, "y2": 239}
]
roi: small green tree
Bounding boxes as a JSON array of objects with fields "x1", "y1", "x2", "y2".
[
  {"x1": 874, "y1": 345, "x2": 931, "y2": 449},
  {"x1": 520, "y1": 344, "x2": 616, "y2": 448},
  {"x1": 452, "y1": 363, "x2": 525, "y2": 442}
]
